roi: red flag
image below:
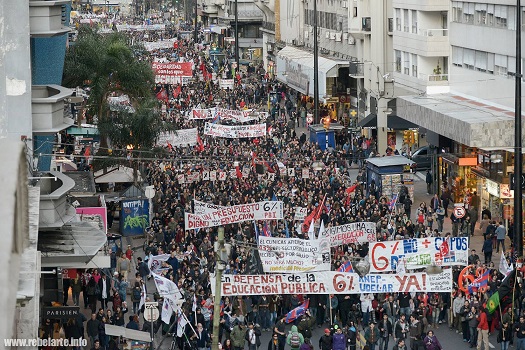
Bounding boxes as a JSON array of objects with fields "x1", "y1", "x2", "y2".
[
  {"x1": 345, "y1": 184, "x2": 358, "y2": 194},
  {"x1": 235, "y1": 166, "x2": 243, "y2": 179},
  {"x1": 156, "y1": 88, "x2": 168, "y2": 102},
  {"x1": 301, "y1": 195, "x2": 326, "y2": 233},
  {"x1": 196, "y1": 134, "x2": 204, "y2": 152},
  {"x1": 173, "y1": 85, "x2": 182, "y2": 98}
]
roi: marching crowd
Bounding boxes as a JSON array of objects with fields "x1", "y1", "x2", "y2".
[{"x1": 41, "y1": 12, "x2": 525, "y2": 350}]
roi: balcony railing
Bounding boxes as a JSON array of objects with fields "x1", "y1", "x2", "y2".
[
  {"x1": 420, "y1": 28, "x2": 449, "y2": 37},
  {"x1": 421, "y1": 74, "x2": 449, "y2": 82}
]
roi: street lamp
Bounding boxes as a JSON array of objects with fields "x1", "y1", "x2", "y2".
[{"x1": 212, "y1": 227, "x2": 231, "y2": 350}]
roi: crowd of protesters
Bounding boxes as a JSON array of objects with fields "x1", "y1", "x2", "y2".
[{"x1": 39, "y1": 10, "x2": 525, "y2": 350}]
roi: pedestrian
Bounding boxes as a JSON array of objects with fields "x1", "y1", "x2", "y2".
[
  {"x1": 268, "y1": 333, "x2": 281, "y2": 350},
  {"x1": 498, "y1": 321, "x2": 512, "y2": 350},
  {"x1": 364, "y1": 322, "x2": 380, "y2": 350},
  {"x1": 245, "y1": 322, "x2": 261, "y2": 350},
  {"x1": 423, "y1": 331, "x2": 443, "y2": 350},
  {"x1": 495, "y1": 221, "x2": 507, "y2": 253},
  {"x1": 117, "y1": 253, "x2": 131, "y2": 281},
  {"x1": 231, "y1": 321, "x2": 246, "y2": 350},
  {"x1": 426, "y1": 170, "x2": 433, "y2": 194},
  {"x1": 393, "y1": 339, "x2": 408, "y2": 350},
  {"x1": 467, "y1": 306, "x2": 478, "y2": 348},
  {"x1": 476, "y1": 307, "x2": 490, "y2": 350},
  {"x1": 286, "y1": 325, "x2": 304, "y2": 350},
  {"x1": 86, "y1": 313, "x2": 100, "y2": 348},
  {"x1": 319, "y1": 328, "x2": 333, "y2": 350},
  {"x1": 332, "y1": 326, "x2": 346, "y2": 350},
  {"x1": 409, "y1": 314, "x2": 423, "y2": 350},
  {"x1": 378, "y1": 314, "x2": 392, "y2": 350},
  {"x1": 482, "y1": 236, "x2": 493, "y2": 264}
]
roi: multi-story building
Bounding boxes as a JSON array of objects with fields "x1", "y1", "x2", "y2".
[{"x1": 1, "y1": 0, "x2": 109, "y2": 337}]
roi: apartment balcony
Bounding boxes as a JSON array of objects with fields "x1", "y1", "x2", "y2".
[
  {"x1": 38, "y1": 171, "x2": 76, "y2": 229},
  {"x1": 348, "y1": 17, "x2": 371, "y2": 39},
  {"x1": 349, "y1": 62, "x2": 365, "y2": 78},
  {"x1": 393, "y1": 71, "x2": 450, "y2": 95},
  {"x1": 393, "y1": 28, "x2": 449, "y2": 57},
  {"x1": 392, "y1": 0, "x2": 449, "y2": 11},
  {"x1": 32, "y1": 85, "x2": 74, "y2": 134},
  {"x1": 29, "y1": 0, "x2": 70, "y2": 37}
]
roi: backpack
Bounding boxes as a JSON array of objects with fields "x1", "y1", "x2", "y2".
[
  {"x1": 290, "y1": 333, "x2": 301, "y2": 348},
  {"x1": 133, "y1": 288, "x2": 141, "y2": 301}
]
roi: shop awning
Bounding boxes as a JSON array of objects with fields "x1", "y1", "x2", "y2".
[
  {"x1": 358, "y1": 114, "x2": 419, "y2": 130},
  {"x1": 38, "y1": 222, "x2": 108, "y2": 267},
  {"x1": 277, "y1": 46, "x2": 343, "y2": 78},
  {"x1": 94, "y1": 166, "x2": 142, "y2": 184},
  {"x1": 276, "y1": 46, "x2": 347, "y2": 97}
]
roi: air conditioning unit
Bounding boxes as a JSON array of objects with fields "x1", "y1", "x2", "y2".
[{"x1": 342, "y1": 1, "x2": 347, "y2": 8}]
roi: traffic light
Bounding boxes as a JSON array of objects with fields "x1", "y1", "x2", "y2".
[
  {"x1": 409, "y1": 131, "x2": 415, "y2": 144},
  {"x1": 323, "y1": 117, "x2": 331, "y2": 130}
]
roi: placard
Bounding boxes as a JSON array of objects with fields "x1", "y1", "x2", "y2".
[
  {"x1": 194, "y1": 200, "x2": 227, "y2": 215},
  {"x1": 203, "y1": 123, "x2": 266, "y2": 138},
  {"x1": 369, "y1": 237, "x2": 469, "y2": 272},
  {"x1": 294, "y1": 207, "x2": 308, "y2": 221},
  {"x1": 185, "y1": 201, "x2": 284, "y2": 229},
  {"x1": 157, "y1": 128, "x2": 198, "y2": 146},
  {"x1": 258, "y1": 236, "x2": 331, "y2": 272},
  {"x1": 214, "y1": 269, "x2": 453, "y2": 296},
  {"x1": 325, "y1": 222, "x2": 377, "y2": 246}
]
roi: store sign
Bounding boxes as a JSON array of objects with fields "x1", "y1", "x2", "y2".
[
  {"x1": 485, "y1": 179, "x2": 500, "y2": 197},
  {"x1": 43, "y1": 307, "x2": 80, "y2": 319},
  {"x1": 500, "y1": 184, "x2": 513, "y2": 199}
]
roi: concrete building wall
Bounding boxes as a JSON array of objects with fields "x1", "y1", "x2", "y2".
[{"x1": 0, "y1": 0, "x2": 33, "y2": 142}]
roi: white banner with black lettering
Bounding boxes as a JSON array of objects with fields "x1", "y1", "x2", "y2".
[
  {"x1": 193, "y1": 200, "x2": 227, "y2": 215},
  {"x1": 257, "y1": 236, "x2": 331, "y2": 272},
  {"x1": 369, "y1": 237, "x2": 469, "y2": 273},
  {"x1": 185, "y1": 201, "x2": 283, "y2": 229},
  {"x1": 294, "y1": 207, "x2": 307, "y2": 221},
  {"x1": 213, "y1": 269, "x2": 453, "y2": 296},
  {"x1": 324, "y1": 222, "x2": 377, "y2": 246},
  {"x1": 157, "y1": 128, "x2": 198, "y2": 146},
  {"x1": 203, "y1": 123, "x2": 266, "y2": 138}
]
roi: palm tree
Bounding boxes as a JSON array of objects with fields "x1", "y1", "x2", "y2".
[{"x1": 62, "y1": 26, "x2": 154, "y2": 149}]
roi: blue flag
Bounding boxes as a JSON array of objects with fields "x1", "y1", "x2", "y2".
[{"x1": 285, "y1": 299, "x2": 309, "y2": 323}]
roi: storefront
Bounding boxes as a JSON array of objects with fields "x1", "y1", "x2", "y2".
[
  {"x1": 439, "y1": 153, "x2": 478, "y2": 201},
  {"x1": 478, "y1": 177, "x2": 513, "y2": 223}
]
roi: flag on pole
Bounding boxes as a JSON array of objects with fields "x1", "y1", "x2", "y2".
[
  {"x1": 301, "y1": 195, "x2": 327, "y2": 233},
  {"x1": 337, "y1": 261, "x2": 354, "y2": 273},
  {"x1": 499, "y1": 252, "x2": 513, "y2": 276},
  {"x1": 467, "y1": 270, "x2": 490, "y2": 294},
  {"x1": 487, "y1": 291, "x2": 500, "y2": 314},
  {"x1": 254, "y1": 220, "x2": 259, "y2": 240},
  {"x1": 285, "y1": 299, "x2": 310, "y2": 323},
  {"x1": 307, "y1": 219, "x2": 315, "y2": 240},
  {"x1": 318, "y1": 220, "x2": 326, "y2": 239},
  {"x1": 139, "y1": 283, "x2": 146, "y2": 311},
  {"x1": 176, "y1": 310, "x2": 188, "y2": 337},
  {"x1": 389, "y1": 194, "x2": 398, "y2": 212},
  {"x1": 261, "y1": 221, "x2": 271, "y2": 237}
]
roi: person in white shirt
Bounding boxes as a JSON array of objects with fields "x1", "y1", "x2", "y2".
[{"x1": 361, "y1": 294, "x2": 375, "y2": 327}]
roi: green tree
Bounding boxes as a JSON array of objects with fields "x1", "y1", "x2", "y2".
[{"x1": 62, "y1": 27, "x2": 154, "y2": 148}]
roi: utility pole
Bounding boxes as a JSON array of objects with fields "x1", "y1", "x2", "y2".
[
  {"x1": 234, "y1": 0, "x2": 239, "y2": 71},
  {"x1": 211, "y1": 227, "x2": 225, "y2": 350},
  {"x1": 514, "y1": 0, "x2": 523, "y2": 257},
  {"x1": 313, "y1": 0, "x2": 319, "y2": 124},
  {"x1": 194, "y1": 0, "x2": 198, "y2": 42}
]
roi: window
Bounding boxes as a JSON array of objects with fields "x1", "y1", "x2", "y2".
[
  {"x1": 508, "y1": 56, "x2": 517, "y2": 76},
  {"x1": 395, "y1": 8, "x2": 401, "y2": 31},
  {"x1": 411, "y1": 53, "x2": 418, "y2": 77},
  {"x1": 403, "y1": 9, "x2": 409, "y2": 32},
  {"x1": 452, "y1": 46, "x2": 463, "y2": 66},
  {"x1": 475, "y1": 3, "x2": 487, "y2": 25},
  {"x1": 508, "y1": 6, "x2": 516, "y2": 30},
  {"x1": 411, "y1": 10, "x2": 418, "y2": 33},
  {"x1": 495, "y1": 5, "x2": 507, "y2": 28},
  {"x1": 487, "y1": 4, "x2": 494, "y2": 26},
  {"x1": 395, "y1": 50, "x2": 401, "y2": 72},
  {"x1": 495, "y1": 54, "x2": 508, "y2": 76},
  {"x1": 475, "y1": 51, "x2": 487, "y2": 72},
  {"x1": 487, "y1": 53, "x2": 495, "y2": 74},
  {"x1": 403, "y1": 52, "x2": 410, "y2": 75},
  {"x1": 464, "y1": 48, "x2": 475, "y2": 69},
  {"x1": 463, "y1": 2, "x2": 474, "y2": 24},
  {"x1": 452, "y1": 2, "x2": 463, "y2": 22}
]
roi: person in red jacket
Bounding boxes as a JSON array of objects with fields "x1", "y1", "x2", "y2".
[{"x1": 476, "y1": 307, "x2": 489, "y2": 350}]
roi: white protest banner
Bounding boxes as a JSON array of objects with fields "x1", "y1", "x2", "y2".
[
  {"x1": 214, "y1": 269, "x2": 453, "y2": 296},
  {"x1": 185, "y1": 201, "x2": 284, "y2": 229},
  {"x1": 157, "y1": 128, "x2": 198, "y2": 146},
  {"x1": 148, "y1": 254, "x2": 170, "y2": 275},
  {"x1": 326, "y1": 222, "x2": 377, "y2": 247},
  {"x1": 193, "y1": 200, "x2": 227, "y2": 215},
  {"x1": 216, "y1": 109, "x2": 259, "y2": 123},
  {"x1": 257, "y1": 236, "x2": 331, "y2": 272},
  {"x1": 143, "y1": 39, "x2": 177, "y2": 51},
  {"x1": 190, "y1": 109, "x2": 213, "y2": 120},
  {"x1": 219, "y1": 79, "x2": 234, "y2": 90},
  {"x1": 294, "y1": 207, "x2": 307, "y2": 221},
  {"x1": 204, "y1": 122, "x2": 266, "y2": 138},
  {"x1": 369, "y1": 237, "x2": 469, "y2": 273}
]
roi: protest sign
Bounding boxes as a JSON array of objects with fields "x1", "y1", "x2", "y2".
[
  {"x1": 190, "y1": 109, "x2": 213, "y2": 120},
  {"x1": 219, "y1": 79, "x2": 234, "y2": 90},
  {"x1": 152, "y1": 62, "x2": 193, "y2": 85},
  {"x1": 213, "y1": 269, "x2": 453, "y2": 296},
  {"x1": 157, "y1": 128, "x2": 198, "y2": 146},
  {"x1": 193, "y1": 200, "x2": 227, "y2": 215},
  {"x1": 294, "y1": 207, "x2": 307, "y2": 221},
  {"x1": 369, "y1": 237, "x2": 469, "y2": 272},
  {"x1": 143, "y1": 39, "x2": 177, "y2": 51},
  {"x1": 325, "y1": 222, "x2": 377, "y2": 246},
  {"x1": 148, "y1": 254, "x2": 170, "y2": 274},
  {"x1": 257, "y1": 236, "x2": 331, "y2": 272},
  {"x1": 203, "y1": 123, "x2": 266, "y2": 138},
  {"x1": 185, "y1": 201, "x2": 284, "y2": 229}
]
